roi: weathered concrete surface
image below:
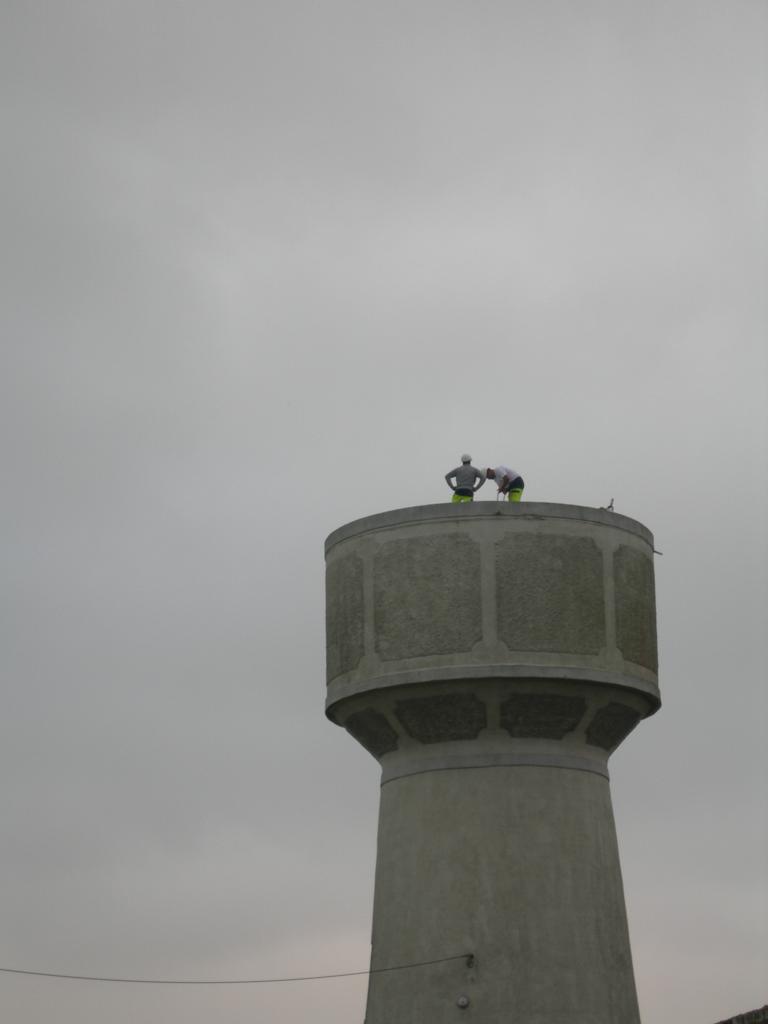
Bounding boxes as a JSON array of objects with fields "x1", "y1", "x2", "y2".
[
  {"x1": 366, "y1": 766, "x2": 640, "y2": 1023},
  {"x1": 714, "y1": 1009, "x2": 768, "y2": 1024},
  {"x1": 324, "y1": 503, "x2": 660, "y2": 1024},
  {"x1": 614, "y1": 544, "x2": 658, "y2": 671},
  {"x1": 374, "y1": 535, "x2": 482, "y2": 659},
  {"x1": 325, "y1": 502, "x2": 659, "y2": 714},
  {"x1": 496, "y1": 533, "x2": 605, "y2": 654},
  {"x1": 325, "y1": 552, "x2": 364, "y2": 680}
]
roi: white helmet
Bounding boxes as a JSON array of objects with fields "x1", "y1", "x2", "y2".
[{"x1": 461, "y1": 453, "x2": 472, "y2": 463}]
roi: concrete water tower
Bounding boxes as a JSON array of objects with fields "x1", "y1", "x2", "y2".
[{"x1": 325, "y1": 502, "x2": 659, "y2": 1023}]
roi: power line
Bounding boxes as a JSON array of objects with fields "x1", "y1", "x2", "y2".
[{"x1": 0, "y1": 953, "x2": 473, "y2": 986}]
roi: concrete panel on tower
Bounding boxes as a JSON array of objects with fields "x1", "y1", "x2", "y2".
[
  {"x1": 373, "y1": 534, "x2": 482, "y2": 660},
  {"x1": 325, "y1": 551, "x2": 364, "y2": 680},
  {"x1": 614, "y1": 544, "x2": 658, "y2": 671},
  {"x1": 496, "y1": 533, "x2": 605, "y2": 654}
]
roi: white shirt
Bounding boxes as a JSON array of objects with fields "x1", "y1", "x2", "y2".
[{"x1": 494, "y1": 466, "x2": 520, "y2": 489}]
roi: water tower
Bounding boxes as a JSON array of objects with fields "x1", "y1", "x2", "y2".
[{"x1": 325, "y1": 502, "x2": 659, "y2": 1023}]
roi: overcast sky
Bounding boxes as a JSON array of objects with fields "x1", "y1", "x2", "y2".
[{"x1": 1, "y1": 2, "x2": 766, "y2": 1022}]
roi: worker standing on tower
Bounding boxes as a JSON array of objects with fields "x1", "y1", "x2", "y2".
[
  {"x1": 487, "y1": 464, "x2": 525, "y2": 501},
  {"x1": 445, "y1": 454, "x2": 485, "y2": 502}
]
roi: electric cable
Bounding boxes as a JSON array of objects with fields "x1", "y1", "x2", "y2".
[{"x1": 0, "y1": 953, "x2": 473, "y2": 986}]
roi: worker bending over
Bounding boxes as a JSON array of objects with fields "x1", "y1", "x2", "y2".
[
  {"x1": 445, "y1": 454, "x2": 486, "y2": 503},
  {"x1": 487, "y1": 465, "x2": 525, "y2": 501}
]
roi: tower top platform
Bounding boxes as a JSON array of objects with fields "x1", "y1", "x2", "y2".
[{"x1": 326, "y1": 501, "x2": 654, "y2": 553}]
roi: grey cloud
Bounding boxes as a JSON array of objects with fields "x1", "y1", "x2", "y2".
[{"x1": 0, "y1": 2, "x2": 765, "y2": 1022}]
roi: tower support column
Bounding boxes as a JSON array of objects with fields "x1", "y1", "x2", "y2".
[{"x1": 368, "y1": 763, "x2": 639, "y2": 1023}]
